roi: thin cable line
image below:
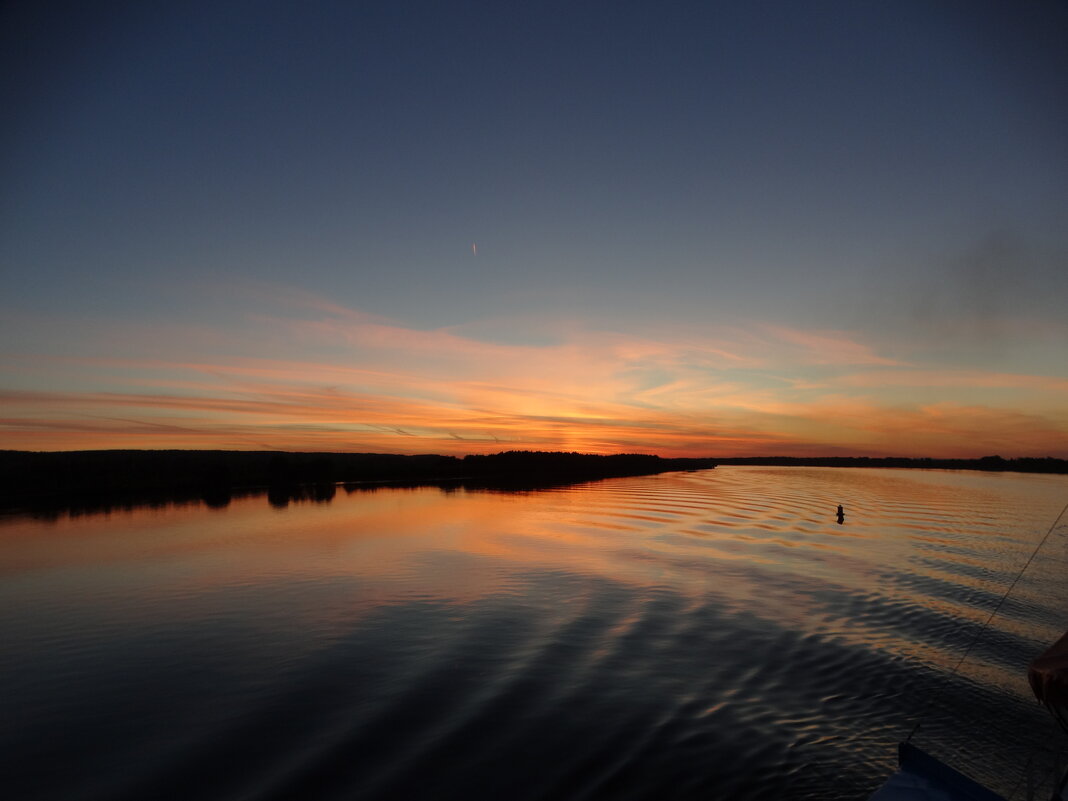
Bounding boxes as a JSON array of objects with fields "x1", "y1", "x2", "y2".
[{"x1": 905, "y1": 499, "x2": 1068, "y2": 745}]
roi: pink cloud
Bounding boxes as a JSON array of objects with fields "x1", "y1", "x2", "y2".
[
  {"x1": 2, "y1": 293, "x2": 1066, "y2": 457},
  {"x1": 761, "y1": 325, "x2": 908, "y2": 366}
]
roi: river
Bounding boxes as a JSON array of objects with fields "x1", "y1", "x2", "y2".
[{"x1": 2, "y1": 466, "x2": 1067, "y2": 800}]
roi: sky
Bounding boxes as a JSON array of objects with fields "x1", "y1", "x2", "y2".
[{"x1": 2, "y1": 0, "x2": 1067, "y2": 457}]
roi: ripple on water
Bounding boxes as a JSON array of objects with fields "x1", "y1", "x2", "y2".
[{"x1": 1, "y1": 466, "x2": 1067, "y2": 801}]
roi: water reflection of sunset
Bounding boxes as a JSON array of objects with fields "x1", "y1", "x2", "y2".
[
  {"x1": 7, "y1": 467, "x2": 1065, "y2": 633},
  {"x1": 0, "y1": 486, "x2": 668, "y2": 610},
  {"x1": 4, "y1": 466, "x2": 1068, "y2": 800}
]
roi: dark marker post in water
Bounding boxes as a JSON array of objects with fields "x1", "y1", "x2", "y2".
[{"x1": 837, "y1": 504, "x2": 845, "y2": 524}]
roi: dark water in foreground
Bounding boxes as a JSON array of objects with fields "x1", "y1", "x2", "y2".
[{"x1": 2, "y1": 466, "x2": 1067, "y2": 800}]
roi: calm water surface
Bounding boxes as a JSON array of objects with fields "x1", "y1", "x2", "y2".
[{"x1": 2, "y1": 467, "x2": 1068, "y2": 800}]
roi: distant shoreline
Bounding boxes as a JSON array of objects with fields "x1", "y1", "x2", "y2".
[
  {"x1": 1, "y1": 450, "x2": 1065, "y2": 517},
  {"x1": 0, "y1": 450, "x2": 717, "y2": 513},
  {"x1": 711, "y1": 455, "x2": 1068, "y2": 473}
]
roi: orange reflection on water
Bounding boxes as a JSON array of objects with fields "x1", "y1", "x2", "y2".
[
  {"x1": 4, "y1": 464, "x2": 1068, "y2": 801},
  {"x1": 0, "y1": 484, "x2": 692, "y2": 621},
  {"x1": 3, "y1": 468, "x2": 1066, "y2": 642}
]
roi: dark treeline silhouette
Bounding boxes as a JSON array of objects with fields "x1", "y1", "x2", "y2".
[
  {"x1": 0, "y1": 449, "x2": 718, "y2": 516},
  {"x1": 8, "y1": 450, "x2": 1061, "y2": 519},
  {"x1": 0, "y1": 450, "x2": 456, "y2": 497},
  {"x1": 713, "y1": 455, "x2": 1068, "y2": 473}
]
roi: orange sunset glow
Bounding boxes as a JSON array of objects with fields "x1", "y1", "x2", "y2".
[
  {"x1": 3, "y1": 2, "x2": 1068, "y2": 461},
  {"x1": 2, "y1": 293, "x2": 1065, "y2": 457}
]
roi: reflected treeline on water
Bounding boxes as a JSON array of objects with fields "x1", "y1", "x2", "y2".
[
  {"x1": 5, "y1": 475, "x2": 681, "y2": 520},
  {"x1": 0, "y1": 480, "x2": 416, "y2": 519},
  {"x1": 1, "y1": 487, "x2": 263, "y2": 520},
  {"x1": 0, "y1": 450, "x2": 718, "y2": 519},
  {"x1": 269, "y1": 482, "x2": 338, "y2": 508}
]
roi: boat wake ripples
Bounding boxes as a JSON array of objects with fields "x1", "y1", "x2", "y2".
[{"x1": 1, "y1": 466, "x2": 1066, "y2": 799}]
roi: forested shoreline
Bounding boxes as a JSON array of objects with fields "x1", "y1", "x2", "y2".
[
  {"x1": 0, "y1": 449, "x2": 717, "y2": 512},
  {"x1": 2, "y1": 449, "x2": 1064, "y2": 518}
]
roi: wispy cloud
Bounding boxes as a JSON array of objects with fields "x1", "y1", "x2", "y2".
[
  {"x1": 1, "y1": 293, "x2": 1065, "y2": 456},
  {"x1": 832, "y1": 369, "x2": 1068, "y2": 392},
  {"x1": 760, "y1": 325, "x2": 909, "y2": 367}
]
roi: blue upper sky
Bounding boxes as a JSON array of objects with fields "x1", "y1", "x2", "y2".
[{"x1": 2, "y1": 1, "x2": 1067, "y2": 455}]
